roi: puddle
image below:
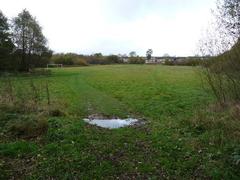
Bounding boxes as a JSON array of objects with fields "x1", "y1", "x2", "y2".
[{"x1": 83, "y1": 118, "x2": 140, "y2": 129}]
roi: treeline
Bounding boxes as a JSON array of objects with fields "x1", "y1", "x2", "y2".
[
  {"x1": 51, "y1": 53, "x2": 121, "y2": 66},
  {"x1": 0, "y1": 9, "x2": 52, "y2": 72},
  {"x1": 50, "y1": 53, "x2": 145, "y2": 66},
  {"x1": 164, "y1": 58, "x2": 205, "y2": 66}
]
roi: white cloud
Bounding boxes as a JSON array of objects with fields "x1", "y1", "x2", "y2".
[{"x1": 0, "y1": 0, "x2": 216, "y2": 56}]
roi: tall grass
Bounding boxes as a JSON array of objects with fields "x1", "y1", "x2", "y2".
[{"x1": 0, "y1": 77, "x2": 64, "y2": 138}]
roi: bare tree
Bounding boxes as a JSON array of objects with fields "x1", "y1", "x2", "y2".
[
  {"x1": 146, "y1": 49, "x2": 153, "y2": 60},
  {"x1": 198, "y1": 0, "x2": 240, "y2": 105},
  {"x1": 216, "y1": 0, "x2": 240, "y2": 40},
  {"x1": 12, "y1": 9, "x2": 48, "y2": 71},
  {"x1": 129, "y1": 51, "x2": 137, "y2": 57}
]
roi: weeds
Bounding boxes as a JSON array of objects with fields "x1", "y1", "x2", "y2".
[
  {"x1": 0, "y1": 77, "x2": 64, "y2": 139},
  {"x1": 7, "y1": 114, "x2": 48, "y2": 138},
  {"x1": 201, "y1": 41, "x2": 240, "y2": 106}
]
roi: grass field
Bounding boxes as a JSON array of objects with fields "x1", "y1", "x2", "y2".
[{"x1": 0, "y1": 65, "x2": 239, "y2": 179}]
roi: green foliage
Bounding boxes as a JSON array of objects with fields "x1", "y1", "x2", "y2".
[
  {"x1": 129, "y1": 51, "x2": 137, "y2": 57},
  {"x1": 51, "y1": 53, "x2": 124, "y2": 66},
  {"x1": 87, "y1": 54, "x2": 122, "y2": 65},
  {"x1": 0, "y1": 77, "x2": 64, "y2": 140},
  {"x1": 51, "y1": 54, "x2": 75, "y2": 65},
  {"x1": 128, "y1": 56, "x2": 145, "y2": 64},
  {"x1": 74, "y1": 58, "x2": 88, "y2": 66},
  {"x1": 0, "y1": 141, "x2": 38, "y2": 157},
  {"x1": 202, "y1": 40, "x2": 240, "y2": 105},
  {"x1": 7, "y1": 114, "x2": 48, "y2": 138},
  {"x1": 146, "y1": 49, "x2": 153, "y2": 60},
  {"x1": 0, "y1": 9, "x2": 52, "y2": 72},
  {"x1": 165, "y1": 58, "x2": 202, "y2": 66},
  {"x1": 106, "y1": 55, "x2": 121, "y2": 64},
  {"x1": 11, "y1": 9, "x2": 51, "y2": 71},
  {"x1": 51, "y1": 53, "x2": 88, "y2": 66},
  {"x1": 164, "y1": 59, "x2": 175, "y2": 66},
  {"x1": 0, "y1": 11, "x2": 14, "y2": 71}
]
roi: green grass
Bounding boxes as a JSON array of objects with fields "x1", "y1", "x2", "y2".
[{"x1": 0, "y1": 65, "x2": 239, "y2": 179}]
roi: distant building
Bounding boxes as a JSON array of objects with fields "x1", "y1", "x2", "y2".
[
  {"x1": 122, "y1": 57, "x2": 129, "y2": 63},
  {"x1": 145, "y1": 57, "x2": 172, "y2": 64},
  {"x1": 117, "y1": 54, "x2": 129, "y2": 63}
]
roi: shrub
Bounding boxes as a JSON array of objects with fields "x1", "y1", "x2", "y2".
[
  {"x1": 164, "y1": 59, "x2": 175, "y2": 66},
  {"x1": 201, "y1": 41, "x2": 240, "y2": 105},
  {"x1": 128, "y1": 56, "x2": 145, "y2": 64},
  {"x1": 176, "y1": 59, "x2": 201, "y2": 66},
  {"x1": 0, "y1": 78, "x2": 69, "y2": 142},
  {"x1": 51, "y1": 53, "x2": 126, "y2": 65},
  {"x1": 51, "y1": 54, "x2": 89, "y2": 66},
  {"x1": 106, "y1": 55, "x2": 122, "y2": 64},
  {"x1": 164, "y1": 58, "x2": 202, "y2": 66},
  {"x1": 8, "y1": 114, "x2": 48, "y2": 138},
  {"x1": 48, "y1": 108, "x2": 65, "y2": 117},
  {"x1": 73, "y1": 58, "x2": 88, "y2": 66},
  {"x1": 51, "y1": 55, "x2": 74, "y2": 65}
]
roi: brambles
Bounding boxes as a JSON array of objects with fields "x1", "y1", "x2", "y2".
[
  {"x1": 7, "y1": 114, "x2": 48, "y2": 138},
  {"x1": 0, "y1": 77, "x2": 65, "y2": 139},
  {"x1": 201, "y1": 42, "x2": 240, "y2": 106},
  {"x1": 198, "y1": 0, "x2": 240, "y2": 107}
]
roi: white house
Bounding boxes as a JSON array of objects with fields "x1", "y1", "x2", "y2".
[{"x1": 145, "y1": 57, "x2": 171, "y2": 64}]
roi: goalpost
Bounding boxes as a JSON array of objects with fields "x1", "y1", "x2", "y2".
[{"x1": 47, "y1": 64, "x2": 63, "y2": 69}]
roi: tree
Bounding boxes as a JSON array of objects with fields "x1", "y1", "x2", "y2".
[
  {"x1": 163, "y1": 53, "x2": 170, "y2": 57},
  {"x1": 12, "y1": 9, "x2": 48, "y2": 71},
  {"x1": 198, "y1": 0, "x2": 240, "y2": 56},
  {"x1": 129, "y1": 56, "x2": 145, "y2": 64},
  {"x1": 0, "y1": 11, "x2": 14, "y2": 70},
  {"x1": 146, "y1": 49, "x2": 153, "y2": 60},
  {"x1": 129, "y1": 51, "x2": 137, "y2": 57},
  {"x1": 216, "y1": 0, "x2": 240, "y2": 40},
  {"x1": 198, "y1": 0, "x2": 240, "y2": 105},
  {"x1": 106, "y1": 55, "x2": 121, "y2": 64},
  {"x1": 93, "y1": 53, "x2": 103, "y2": 57}
]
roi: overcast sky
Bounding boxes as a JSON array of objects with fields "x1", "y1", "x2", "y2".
[{"x1": 1, "y1": 0, "x2": 216, "y2": 56}]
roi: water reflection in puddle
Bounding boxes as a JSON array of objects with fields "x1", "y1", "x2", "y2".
[{"x1": 83, "y1": 118, "x2": 139, "y2": 129}]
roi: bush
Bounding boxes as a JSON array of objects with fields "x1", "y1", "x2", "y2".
[
  {"x1": 164, "y1": 59, "x2": 175, "y2": 66},
  {"x1": 202, "y1": 41, "x2": 240, "y2": 105},
  {"x1": 51, "y1": 53, "x2": 126, "y2": 65},
  {"x1": 177, "y1": 59, "x2": 201, "y2": 66},
  {"x1": 128, "y1": 56, "x2": 145, "y2": 64},
  {"x1": 0, "y1": 49, "x2": 52, "y2": 72},
  {"x1": 0, "y1": 78, "x2": 69, "y2": 142},
  {"x1": 51, "y1": 54, "x2": 89, "y2": 66},
  {"x1": 51, "y1": 54, "x2": 74, "y2": 65},
  {"x1": 86, "y1": 55, "x2": 109, "y2": 65},
  {"x1": 48, "y1": 108, "x2": 65, "y2": 117},
  {"x1": 106, "y1": 55, "x2": 122, "y2": 64},
  {"x1": 74, "y1": 58, "x2": 88, "y2": 66},
  {"x1": 164, "y1": 58, "x2": 202, "y2": 66},
  {"x1": 8, "y1": 114, "x2": 48, "y2": 138}
]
